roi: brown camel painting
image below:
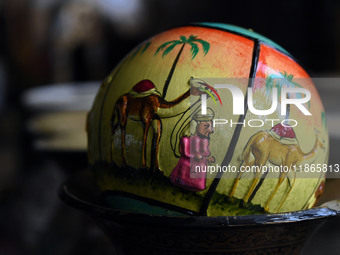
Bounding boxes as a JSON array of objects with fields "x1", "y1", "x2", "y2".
[
  {"x1": 111, "y1": 79, "x2": 204, "y2": 171},
  {"x1": 229, "y1": 124, "x2": 325, "y2": 212}
]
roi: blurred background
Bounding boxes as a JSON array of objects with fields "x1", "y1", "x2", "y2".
[{"x1": 1, "y1": 0, "x2": 340, "y2": 254}]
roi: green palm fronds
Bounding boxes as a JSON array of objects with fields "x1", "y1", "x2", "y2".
[
  {"x1": 265, "y1": 71, "x2": 310, "y2": 109},
  {"x1": 161, "y1": 43, "x2": 179, "y2": 57},
  {"x1": 154, "y1": 34, "x2": 210, "y2": 99},
  {"x1": 155, "y1": 35, "x2": 210, "y2": 60},
  {"x1": 155, "y1": 40, "x2": 181, "y2": 56}
]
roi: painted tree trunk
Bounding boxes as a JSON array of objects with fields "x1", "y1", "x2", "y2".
[{"x1": 162, "y1": 43, "x2": 186, "y2": 99}]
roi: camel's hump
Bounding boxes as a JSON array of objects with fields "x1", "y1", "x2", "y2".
[
  {"x1": 132, "y1": 80, "x2": 156, "y2": 93},
  {"x1": 271, "y1": 123, "x2": 296, "y2": 139}
]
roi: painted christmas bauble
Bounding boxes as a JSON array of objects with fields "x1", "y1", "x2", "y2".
[{"x1": 87, "y1": 23, "x2": 328, "y2": 216}]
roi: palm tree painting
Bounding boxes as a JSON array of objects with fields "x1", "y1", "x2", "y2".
[
  {"x1": 155, "y1": 35, "x2": 210, "y2": 99},
  {"x1": 265, "y1": 71, "x2": 310, "y2": 119}
]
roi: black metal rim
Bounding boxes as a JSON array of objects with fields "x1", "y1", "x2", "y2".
[{"x1": 59, "y1": 177, "x2": 338, "y2": 228}]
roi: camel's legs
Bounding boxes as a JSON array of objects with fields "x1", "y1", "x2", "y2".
[
  {"x1": 229, "y1": 148, "x2": 255, "y2": 198},
  {"x1": 142, "y1": 120, "x2": 151, "y2": 169},
  {"x1": 275, "y1": 170, "x2": 296, "y2": 213},
  {"x1": 243, "y1": 145, "x2": 270, "y2": 203},
  {"x1": 243, "y1": 169, "x2": 261, "y2": 203},
  {"x1": 243, "y1": 156, "x2": 267, "y2": 203},
  {"x1": 229, "y1": 161, "x2": 255, "y2": 197},
  {"x1": 264, "y1": 170, "x2": 289, "y2": 212},
  {"x1": 153, "y1": 116, "x2": 162, "y2": 171},
  {"x1": 229, "y1": 174, "x2": 242, "y2": 198}
]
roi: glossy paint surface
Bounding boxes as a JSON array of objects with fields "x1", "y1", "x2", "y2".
[{"x1": 87, "y1": 24, "x2": 328, "y2": 216}]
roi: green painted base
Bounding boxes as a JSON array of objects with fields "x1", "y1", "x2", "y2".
[{"x1": 93, "y1": 163, "x2": 265, "y2": 216}]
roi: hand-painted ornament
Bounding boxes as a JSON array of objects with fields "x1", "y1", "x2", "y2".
[{"x1": 87, "y1": 23, "x2": 328, "y2": 216}]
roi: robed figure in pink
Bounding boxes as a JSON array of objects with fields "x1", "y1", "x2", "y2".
[{"x1": 170, "y1": 109, "x2": 215, "y2": 191}]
